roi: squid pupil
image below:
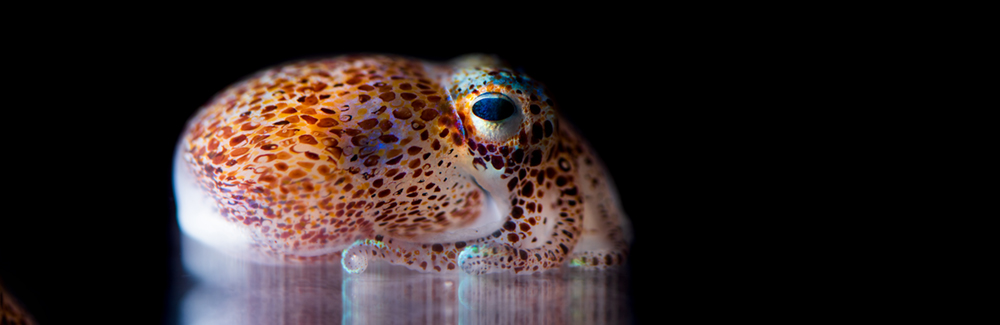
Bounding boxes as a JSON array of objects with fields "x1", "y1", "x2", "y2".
[{"x1": 472, "y1": 98, "x2": 515, "y2": 121}]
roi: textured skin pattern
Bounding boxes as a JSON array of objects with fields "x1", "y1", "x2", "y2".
[{"x1": 177, "y1": 54, "x2": 630, "y2": 274}]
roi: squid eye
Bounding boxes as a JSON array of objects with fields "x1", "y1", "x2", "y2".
[{"x1": 471, "y1": 95, "x2": 516, "y2": 121}]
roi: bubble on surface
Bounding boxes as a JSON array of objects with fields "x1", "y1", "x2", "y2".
[{"x1": 342, "y1": 241, "x2": 370, "y2": 274}]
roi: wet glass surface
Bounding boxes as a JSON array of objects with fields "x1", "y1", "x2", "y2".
[{"x1": 175, "y1": 235, "x2": 632, "y2": 324}]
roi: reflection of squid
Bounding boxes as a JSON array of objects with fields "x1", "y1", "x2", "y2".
[
  {"x1": 458, "y1": 273, "x2": 569, "y2": 324},
  {"x1": 341, "y1": 264, "x2": 459, "y2": 324},
  {"x1": 181, "y1": 235, "x2": 631, "y2": 324}
]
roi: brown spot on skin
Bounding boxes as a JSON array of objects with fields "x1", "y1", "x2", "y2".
[
  {"x1": 393, "y1": 108, "x2": 412, "y2": 119},
  {"x1": 420, "y1": 109, "x2": 438, "y2": 121},
  {"x1": 240, "y1": 122, "x2": 259, "y2": 131},
  {"x1": 400, "y1": 93, "x2": 417, "y2": 100},
  {"x1": 504, "y1": 221, "x2": 516, "y2": 231},
  {"x1": 512, "y1": 149, "x2": 524, "y2": 164},
  {"x1": 407, "y1": 146, "x2": 422, "y2": 155},
  {"x1": 301, "y1": 115, "x2": 318, "y2": 124},
  {"x1": 229, "y1": 134, "x2": 247, "y2": 147},
  {"x1": 507, "y1": 233, "x2": 519, "y2": 243},
  {"x1": 346, "y1": 76, "x2": 364, "y2": 85},
  {"x1": 359, "y1": 94, "x2": 371, "y2": 103},
  {"x1": 529, "y1": 150, "x2": 543, "y2": 166},
  {"x1": 298, "y1": 135, "x2": 318, "y2": 145},
  {"x1": 531, "y1": 123, "x2": 543, "y2": 144},
  {"x1": 379, "y1": 119, "x2": 393, "y2": 132},
  {"x1": 472, "y1": 157, "x2": 486, "y2": 170},
  {"x1": 379, "y1": 134, "x2": 399, "y2": 143},
  {"x1": 358, "y1": 118, "x2": 379, "y2": 129},
  {"x1": 432, "y1": 243, "x2": 443, "y2": 252},
  {"x1": 386, "y1": 155, "x2": 403, "y2": 165},
  {"x1": 412, "y1": 100, "x2": 425, "y2": 109},
  {"x1": 544, "y1": 120, "x2": 554, "y2": 137},
  {"x1": 364, "y1": 155, "x2": 379, "y2": 167},
  {"x1": 511, "y1": 206, "x2": 523, "y2": 219},
  {"x1": 317, "y1": 118, "x2": 338, "y2": 127},
  {"x1": 230, "y1": 147, "x2": 250, "y2": 157},
  {"x1": 508, "y1": 178, "x2": 518, "y2": 191},
  {"x1": 491, "y1": 155, "x2": 504, "y2": 170},
  {"x1": 288, "y1": 169, "x2": 307, "y2": 179},
  {"x1": 519, "y1": 223, "x2": 531, "y2": 231},
  {"x1": 455, "y1": 241, "x2": 466, "y2": 249},
  {"x1": 358, "y1": 85, "x2": 375, "y2": 91},
  {"x1": 530, "y1": 104, "x2": 541, "y2": 115},
  {"x1": 522, "y1": 182, "x2": 534, "y2": 196},
  {"x1": 351, "y1": 135, "x2": 368, "y2": 146},
  {"x1": 379, "y1": 92, "x2": 396, "y2": 101}
]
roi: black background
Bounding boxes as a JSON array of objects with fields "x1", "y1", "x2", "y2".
[{"x1": 1, "y1": 24, "x2": 725, "y2": 323}]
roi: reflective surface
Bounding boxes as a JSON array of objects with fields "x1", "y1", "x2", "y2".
[{"x1": 178, "y1": 235, "x2": 632, "y2": 324}]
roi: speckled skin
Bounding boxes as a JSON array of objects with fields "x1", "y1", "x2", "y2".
[{"x1": 174, "y1": 54, "x2": 630, "y2": 274}]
